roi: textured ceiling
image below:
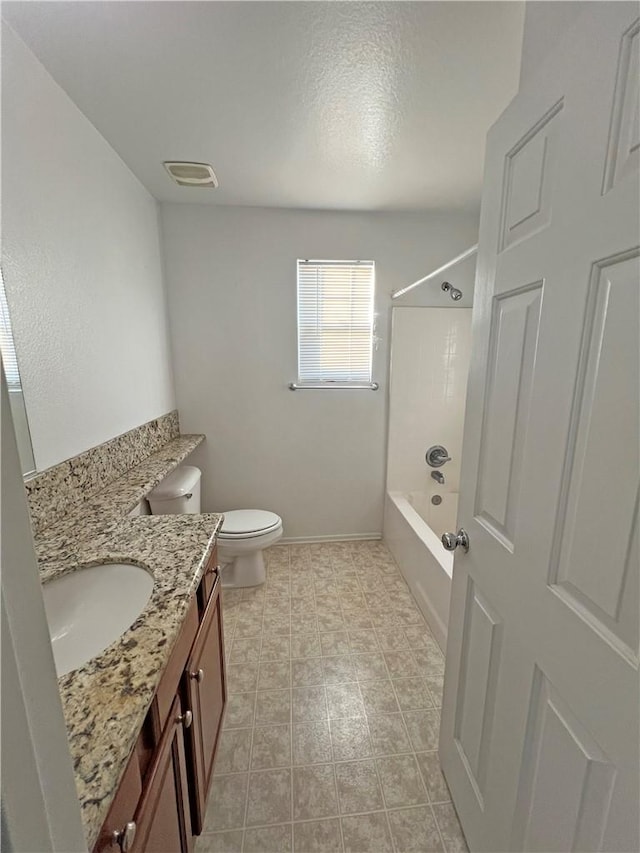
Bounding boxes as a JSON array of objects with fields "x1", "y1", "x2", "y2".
[{"x1": 3, "y1": 1, "x2": 524, "y2": 211}]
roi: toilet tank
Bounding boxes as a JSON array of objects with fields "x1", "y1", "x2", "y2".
[{"x1": 148, "y1": 465, "x2": 202, "y2": 515}]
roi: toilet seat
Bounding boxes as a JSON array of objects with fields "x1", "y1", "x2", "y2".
[{"x1": 218, "y1": 509, "x2": 282, "y2": 540}]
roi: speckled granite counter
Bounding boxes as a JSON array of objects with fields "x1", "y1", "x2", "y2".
[{"x1": 34, "y1": 435, "x2": 223, "y2": 850}]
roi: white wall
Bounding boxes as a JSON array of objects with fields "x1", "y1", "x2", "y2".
[
  {"x1": 1, "y1": 24, "x2": 175, "y2": 472},
  {"x1": 160, "y1": 204, "x2": 478, "y2": 539},
  {"x1": 387, "y1": 307, "x2": 472, "y2": 495},
  {"x1": 1, "y1": 369, "x2": 86, "y2": 853}
]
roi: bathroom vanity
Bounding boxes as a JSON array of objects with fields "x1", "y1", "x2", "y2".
[
  {"x1": 93, "y1": 546, "x2": 225, "y2": 853},
  {"x1": 25, "y1": 415, "x2": 228, "y2": 851}
]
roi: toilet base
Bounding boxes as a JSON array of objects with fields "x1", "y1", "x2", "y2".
[{"x1": 220, "y1": 551, "x2": 266, "y2": 588}]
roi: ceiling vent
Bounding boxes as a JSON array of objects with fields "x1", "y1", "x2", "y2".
[{"x1": 163, "y1": 162, "x2": 218, "y2": 187}]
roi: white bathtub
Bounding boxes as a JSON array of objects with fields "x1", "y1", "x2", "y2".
[{"x1": 383, "y1": 490, "x2": 458, "y2": 651}]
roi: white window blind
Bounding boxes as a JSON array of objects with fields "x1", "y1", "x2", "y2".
[
  {"x1": 0, "y1": 273, "x2": 22, "y2": 391},
  {"x1": 296, "y1": 259, "x2": 375, "y2": 387}
]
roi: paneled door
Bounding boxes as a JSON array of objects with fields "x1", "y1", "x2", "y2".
[{"x1": 440, "y1": 5, "x2": 639, "y2": 852}]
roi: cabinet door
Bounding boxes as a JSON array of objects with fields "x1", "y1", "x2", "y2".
[
  {"x1": 132, "y1": 695, "x2": 193, "y2": 853},
  {"x1": 184, "y1": 576, "x2": 226, "y2": 834}
]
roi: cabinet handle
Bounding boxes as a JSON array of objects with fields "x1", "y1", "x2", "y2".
[
  {"x1": 206, "y1": 564, "x2": 220, "y2": 576},
  {"x1": 177, "y1": 709, "x2": 193, "y2": 729},
  {"x1": 190, "y1": 668, "x2": 205, "y2": 683},
  {"x1": 112, "y1": 821, "x2": 136, "y2": 852}
]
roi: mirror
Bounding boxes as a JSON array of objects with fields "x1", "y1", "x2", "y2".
[{"x1": 0, "y1": 270, "x2": 36, "y2": 476}]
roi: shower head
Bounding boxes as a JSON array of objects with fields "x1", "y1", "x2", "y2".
[{"x1": 441, "y1": 281, "x2": 463, "y2": 301}]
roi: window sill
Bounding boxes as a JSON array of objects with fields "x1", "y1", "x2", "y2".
[{"x1": 288, "y1": 382, "x2": 379, "y2": 391}]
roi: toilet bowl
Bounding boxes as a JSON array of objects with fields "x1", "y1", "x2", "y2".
[
  {"x1": 217, "y1": 509, "x2": 283, "y2": 588},
  {"x1": 147, "y1": 466, "x2": 281, "y2": 589}
]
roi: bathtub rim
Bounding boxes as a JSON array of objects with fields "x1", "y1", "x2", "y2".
[{"x1": 388, "y1": 490, "x2": 453, "y2": 579}]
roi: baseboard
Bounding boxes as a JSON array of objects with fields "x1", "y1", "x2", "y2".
[{"x1": 279, "y1": 532, "x2": 382, "y2": 544}]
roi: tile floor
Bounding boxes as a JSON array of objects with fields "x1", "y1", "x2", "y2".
[{"x1": 198, "y1": 540, "x2": 468, "y2": 853}]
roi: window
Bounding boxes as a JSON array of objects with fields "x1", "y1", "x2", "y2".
[{"x1": 295, "y1": 259, "x2": 376, "y2": 388}]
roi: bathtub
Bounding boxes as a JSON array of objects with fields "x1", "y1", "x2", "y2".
[{"x1": 383, "y1": 490, "x2": 458, "y2": 651}]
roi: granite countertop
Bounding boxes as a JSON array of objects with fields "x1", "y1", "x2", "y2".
[{"x1": 34, "y1": 435, "x2": 223, "y2": 850}]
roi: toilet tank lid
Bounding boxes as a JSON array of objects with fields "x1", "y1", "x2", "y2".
[{"x1": 148, "y1": 466, "x2": 201, "y2": 500}]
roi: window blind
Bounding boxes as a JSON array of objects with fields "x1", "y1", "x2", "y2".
[
  {"x1": 0, "y1": 273, "x2": 22, "y2": 391},
  {"x1": 296, "y1": 259, "x2": 375, "y2": 386}
]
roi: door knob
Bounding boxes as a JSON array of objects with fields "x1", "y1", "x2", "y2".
[
  {"x1": 177, "y1": 709, "x2": 193, "y2": 728},
  {"x1": 441, "y1": 528, "x2": 470, "y2": 552},
  {"x1": 190, "y1": 668, "x2": 204, "y2": 683},
  {"x1": 112, "y1": 821, "x2": 136, "y2": 852}
]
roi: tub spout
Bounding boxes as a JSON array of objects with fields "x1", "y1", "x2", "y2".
[{"x1": 431, "y1": 471, "x2": 445, "y2": 485}]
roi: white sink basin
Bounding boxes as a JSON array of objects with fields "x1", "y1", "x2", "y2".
[{"x1": 43, "y1": 563, "x2": 154, "y2": 677}]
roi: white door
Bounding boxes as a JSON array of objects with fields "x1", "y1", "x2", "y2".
[{"x1": 440, "y1": 5, "x2": 639, "y2": 852}]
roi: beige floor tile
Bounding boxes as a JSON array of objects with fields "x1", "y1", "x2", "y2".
[
  {"x1": 402, "y1": 626, "x2": 434, "y2": 648},
  {"x1": 293, "y1": 817, "x2": 343, "y2": 853},
  {"x1": 194, "y1": 829, "x2": 243, "y2": 852},
  {"x1": 243, "y1": 822, "x2": 293, "y2": 852},
  {"x1": 293, "y1": 686, "x2": 328, "y2": 722},
  {"x1": 234, "y1": 615, "x2": 264, "y2": 639},
  {"x1": 323, "y1": 655, "x2": 357, "y2": 684},
  {"x1": 293, "y1": 763, "x2": 339, "y2": 821},
  {"x1": 293, "y1": 721, "x2": 333, "y2": 765},
  {"x1": 330, "y1": 718, "x2": 373, "y2": 761},
  {"x1": 263, "y1": 613, "x2": 291, "y2": 635},
  {"x1": 257, "y1": 660, "x2": 291, "y2": 690},
  {"x1": 348, "y1": 630, "x2": 379, "y2": 653},
  {"x1": 342, "y1": 612, "x2": 374, "y2": 630},
  {"x1": 432, "y1": 803, "x2": 468, "y2": 852},
  {"x1": 376, "y1": 754, "x2": 428, "y2": 808},
  {"x1": 376, "y1": 630, "x2": 410, "y2": 652},
  {"x1": 321, "y1": 631, "x2": 351, "y2": 656},
  {"x1": 227, "y1": 661, "x2": 258, "y2": 694},
  {"x1": 260, "y1": 634, "x2": 291, "y2": 661},
  {"x1": 292, "y1": 614, "x2": 320, "y2": 635},
  {"x1": 413, "y1": 645, "x2": 446, "y2": 676},
  {"x1": 291, "y1": 634, "x2": 322, "y2": 659},
  {"x1": 326, "y1": 683, "x2": 365, "y2": 719},
  {"x1": 223, "y1": 692, "x2": 256, "y2": 729},
  {"x1": 255, "y1": 689, "x2": 291, "y2": 725},
  {"x1": 367, "y1": 714, "x2": 412, "y2": 756},
  {"x1": 246, "y1": 768, "x2": 292, "y2": 826},
  {"x1": 425, "y1": 674, "x2": 444, "y2": 708},
  {"x1": 359, "y1": 680, "x2": 400, "y2": 716},
  {"x1": 415, "y1": 752, "x2": 451, "y2": 803},
  {"x1": 204, "y1": 773, "x2": 248, "y2": 831},
  {"x1": 293, "y1": 658, "x2": 326, "y2": 687},
  {"x1": 214, "y1": 728, "x2": 252, "y2": 774},
  {"x1": 340, "y1": 812, "x2": 393, "y2": 853},
  {"x1": 403, "y1": 709, "x2": 440, "y2": 752},
  {"x1": 352, "y1": 653, "x2": 388, "y2": 681},
  {"x1": 387, "y1": 805, "x2": 444, "y2": 852},
  {"x1": 251, "y1": 724, "x2": 291, "y2": 769},
  {"x1": 383, "y1": 651, "x2": 421, "y2": 678},
  {"x1": 229, "y1": 637, "x2": 261, "y2": 664},
  {"x1": 393, "y1": 678, "x2": 434, "y2": 711},
  {"x1": 335, "y1": 760, "x2": 384, "y2": 815},
  {"x1": 317, "y1": 611, "x2": 347, "y2": 632}
]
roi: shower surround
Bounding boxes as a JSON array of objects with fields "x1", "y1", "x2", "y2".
[{"x1": 384, "y1": 307, "x2": 473, "y2": 650}]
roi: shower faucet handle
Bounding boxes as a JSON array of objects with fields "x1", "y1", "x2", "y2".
[{"x1": 426, "y1": 445, "x2": 451, "y2": 467}]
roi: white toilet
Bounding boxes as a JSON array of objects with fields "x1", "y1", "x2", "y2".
[{"x1": 147, "y1": 466, "x2": 282, "y2": 588}]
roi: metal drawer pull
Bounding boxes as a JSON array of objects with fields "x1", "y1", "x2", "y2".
[
  {"x1": 206, "y1": 564, "x2": 220, "y2": 575},
  {"x1": 177, "y1": 709, "x2": 193, "y2": 728},
  {"x1": 112, "y1": 821, "x2": 136, "y2": 852},
  {"x1": 190, "y1": 668, "x2": 205, "y2": 683}
]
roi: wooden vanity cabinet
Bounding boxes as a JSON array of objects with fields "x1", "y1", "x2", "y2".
[{"x1": 94, "y1": 547, "x2": 225, "y2": 853}]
